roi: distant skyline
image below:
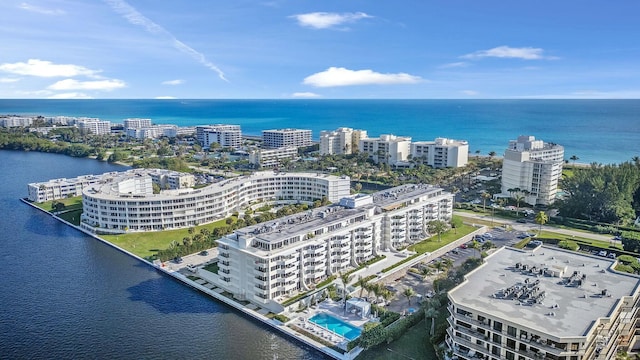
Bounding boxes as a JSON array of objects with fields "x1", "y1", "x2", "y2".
[{"x1": 1, "y1": 1, "x2": 639, "y2": 99}]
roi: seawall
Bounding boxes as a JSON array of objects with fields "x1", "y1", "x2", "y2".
[{"x1": 20, "y1": 198, "x2": 358, "y2": 360}]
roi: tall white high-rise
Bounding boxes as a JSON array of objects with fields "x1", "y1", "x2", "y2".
[{"x1": 501, "y1": 135, "x2": 564, "y2": 205}]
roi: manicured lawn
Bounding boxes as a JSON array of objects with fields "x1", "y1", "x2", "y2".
[
  {"x1": 101, "y1": 218, "x2": 228, "y2": 259},
  {"x1": 537, "y1": 230, "x2": 623, "y2": 250},
  {"x1": 34, "y1": 196, "x2": 83, "y2": 212},
  {"x1": 408, "y1": 222, "x2": 476, "y2": 254},
  {"x1": 356, "y1": 319, "x2": 436, "y2": 360},
  {"x1": 58, "y1": 209, "x2": 83, "y2": 226}
]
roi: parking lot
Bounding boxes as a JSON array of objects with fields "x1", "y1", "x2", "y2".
[{"x1": 381, "y1": 227, "x2": 526, "y2": 313}]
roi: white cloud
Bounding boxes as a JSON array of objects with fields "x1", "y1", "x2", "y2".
[
  {"x1": 303, "y1": 67, "x2": 422, "y2": 87},
  {"x1": 19, "y1": 2, "x2": 65, "y2": 15},
  {"x1": 439, "y1": 62, "x2": 469, "y2": 69},
  {"x1": 0, "y1": 59, "x2": 100, "y2": 78},
  {"x1": 290, "y1": 12, "x2": 372, "y2": 29},
  {"x1": 104, "y1": 0, "x2": 227, "y2": 81},
  {"x1": 291, "y1": 92, "x2": 321, "y2": 98},
  {"x1": 162, "y1": 79, "x2": 184, "y2": 85},
  {"x1": 155, "y1": 96, "x2": 176, "y2": 99},
  {"x1": 47, "y1": 92, "x2": 93, "y2": 99},
  {"x1": 0, "y1": 78, "x2": 20, "y2": 83},
  {"x1": 48, "y1": 79, "x2": 126, "y2": 91},
  {"x1": 460, "y1": 90, "x2": 479, "y2": 96},
  {"x1": 462, "y1": 46, "x2": 553, "y2": 60}
]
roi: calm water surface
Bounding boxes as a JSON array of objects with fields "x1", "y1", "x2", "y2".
[{"x1": 0, "y1": 150, "x2": 327, "y2": 359}]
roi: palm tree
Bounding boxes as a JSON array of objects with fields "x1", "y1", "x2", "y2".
[
  {"x1": 569, "y1": 155, "x2": 579, "y2": 164},
  {"x1": 403, "y1": 287, "x2": 416, "y2": 306},
  {"x1": 356, "y1": 275, "x2": 369, "y2": 298},
  {"x1": 420, "y1": 266, "x2": 434, "y2": 280},
  {"x1": 535, "y1": 211, "x2": 549, "y2": 234},
  {"x1": 428, "y1": 220, "x2": 448, "y2": 242},
  {"x1": 423, "y1": 298, "x2": 441, "y2": 336},
  {"x1": 481, "y1": 192, "x2": 492, "y2": 212},
  {"x1": 488, "y1": 151, "x2": 497, "y2": 158},
  {"x1": 470, "y1": 239, "x2": 481, "y2": 258},
  {"x1": 514, "y1": 193, "x2": 524, "y2": 216},
  {"x1": 339, "y1": 272, "x2": 353, "y2": 312}
]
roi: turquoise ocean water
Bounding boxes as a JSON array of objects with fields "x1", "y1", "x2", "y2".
[{"x1": 1, "y1": 99, "x2": 639, "y2": 164}]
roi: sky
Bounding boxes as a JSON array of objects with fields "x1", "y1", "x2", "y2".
[{"x1": 1, "y1": 0, "x2": 639, "y2": 99}]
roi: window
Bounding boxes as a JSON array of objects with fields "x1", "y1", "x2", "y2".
[
  {"x1": 492, "y1": 334, "x2": 502, "y2": 344},
  {"x1": 507, "y1": 326, "x2": 517, "y2": 337},
  {"x1": 506, "y1": 339, "x2": 516, "y2": 349},
  {"x1": 493, "y1": 321, "x2": 503, "y2": 332},
  {"x1": 506, "y1": 351, "x2": 515, "y2": 360}
]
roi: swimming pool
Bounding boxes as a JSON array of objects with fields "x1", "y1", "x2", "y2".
[{"x1": 308, "y1": 313, "x2": 362, "y2": 340}]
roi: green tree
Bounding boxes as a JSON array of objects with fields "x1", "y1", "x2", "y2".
[
  {"x1": 403, "y1": 286, "x2": 416, "y2": 306},
  {"x1": 339, "y1": 272, "x2": 353, "y2": 313},
  {"x1": 356, "y1": 275, "x2": 369, "y2": 298},
  {"x1": 428, "y1": 220, "x2": 448, "y2": 242},
  {"x1": 534, "y1": 211, "x2": 549, "y2": 233}
]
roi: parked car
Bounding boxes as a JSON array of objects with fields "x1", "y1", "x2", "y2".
[
  {"x1": 460, "y1": 243, "x2": 468, "y2": 249},
  {"x1": 597, "y1": 251, "x2": 607, "y2": 257},
  {"x1": 174, "y1": 257, "x2": 183, "y2": 264},
  {"x1": 608, "y1": 253, "x2": 617, "y2": 259},
  {"x1": 200, "y1": 250, "x2": 209, "y2": 256}
]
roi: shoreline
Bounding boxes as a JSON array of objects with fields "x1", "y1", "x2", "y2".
[{"x1": 21, "y1": 198, "x2": 359, "y2": 360}]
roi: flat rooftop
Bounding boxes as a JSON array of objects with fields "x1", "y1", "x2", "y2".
[{"x1": 449, "y1": 246, "x2": 640, "y2": 338}]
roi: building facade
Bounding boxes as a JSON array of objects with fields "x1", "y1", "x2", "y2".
[
  {"x1": 501, "y1": 136, "x2": 564, "y2": 206},
  {"x1": 0, "y1": 116, "x2": 34, "y2": 127},
  {"x1": 262, "y1": 129, "x2": 312, "y2": 149},
  {"x1": 214, "y1": 184, "x2": 453, "y2": 308},
  {"x1": 248, "y1": 146, "x2": 298, "y2": 169},
  {"x1": 123, "y1": 118, "x2": 152, "y2": 129},
  {"x1": 319, "y1": 127, "x2": 368, "y2": 155},
  {"x1": 411, "y1": 138, "x2": 469, "y2": 168},
  {"x1": 359, "y1": 134, "x2": 412, "y2": 166},
  {"x1": 28, "y1": 174, "x2": 109, "y2": 203},
  {"x1": 196, "y1": 125, "x2": 242, "y2": 149},
  {"x1": 77, "y1": 119, "x2": 112, "y2": 135},
  {"x1": 79, "y1": 171, "x2": 350, "y2": 234},
  {"x1": 447, "y1": 246, "x2": 640, "y2": 360}
]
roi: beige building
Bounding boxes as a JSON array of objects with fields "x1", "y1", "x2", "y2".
[
  {"x1": 319, "y1": 127, "x2": 368, "y2": 155},
  {"x1": 248, "y1": 146, "x2": 298, "y2": 169},
  {"x1": 447, "y1": 246, "x2": 640, "y2": 360}
]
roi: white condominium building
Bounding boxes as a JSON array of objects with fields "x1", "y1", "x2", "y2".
[
  {"x1": 248, "y1": 146, "x2": 298, "y2": 169},
  {"x1": 262, "y1": 129, "x2": 312, "y2": 149},
  {"x1": 196, "y1": 125, "x2": 242, "y2": 149},
  {"x1": 28, "y1": 174, "x2": 109, "y2": 202},
  {"x1": 411, "y1": 138, "x2": 469, "y2": 168},
  {"x1": 501, "y1": 135, "x2": 564, "y2": 206},
  {"x1": 79, "y1": 171, "x2": 350, "y2": 234},
  {"x1": 123, "y1": 118, "x2": 152, "y2": 129},
  {"x1": 77, "y1": 119, "x2": 111, "y2": 135},
  {"x1": 359, "y1": 134, "x2": 412, "y2": 166},
  {"x1": 0, "y1": 116, "x2": 34, "y2": 127},
  {"x1": 447, "y1": 246, "x2": 640, "y2": 360},
  {"x1": 319, "y1": 127, "x2": 368, "y2": 155},
  {"x1": 214, "y1": 184, "x2": 453, "y2": 307},
  {"x1": 125, "y1": 125, "x2": 179, "y2": 139}
]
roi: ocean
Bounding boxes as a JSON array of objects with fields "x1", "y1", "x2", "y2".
[
  {"x1": 0, "y1": 150, "x2": 327, "y2": 360},
  {"x1": 1, "y1": 99, "x2": 639, "y2": 165}
]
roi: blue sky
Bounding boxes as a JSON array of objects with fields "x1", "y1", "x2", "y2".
[{"x1": 1, "y1": 0, "x2": 639, "y2": 99}]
